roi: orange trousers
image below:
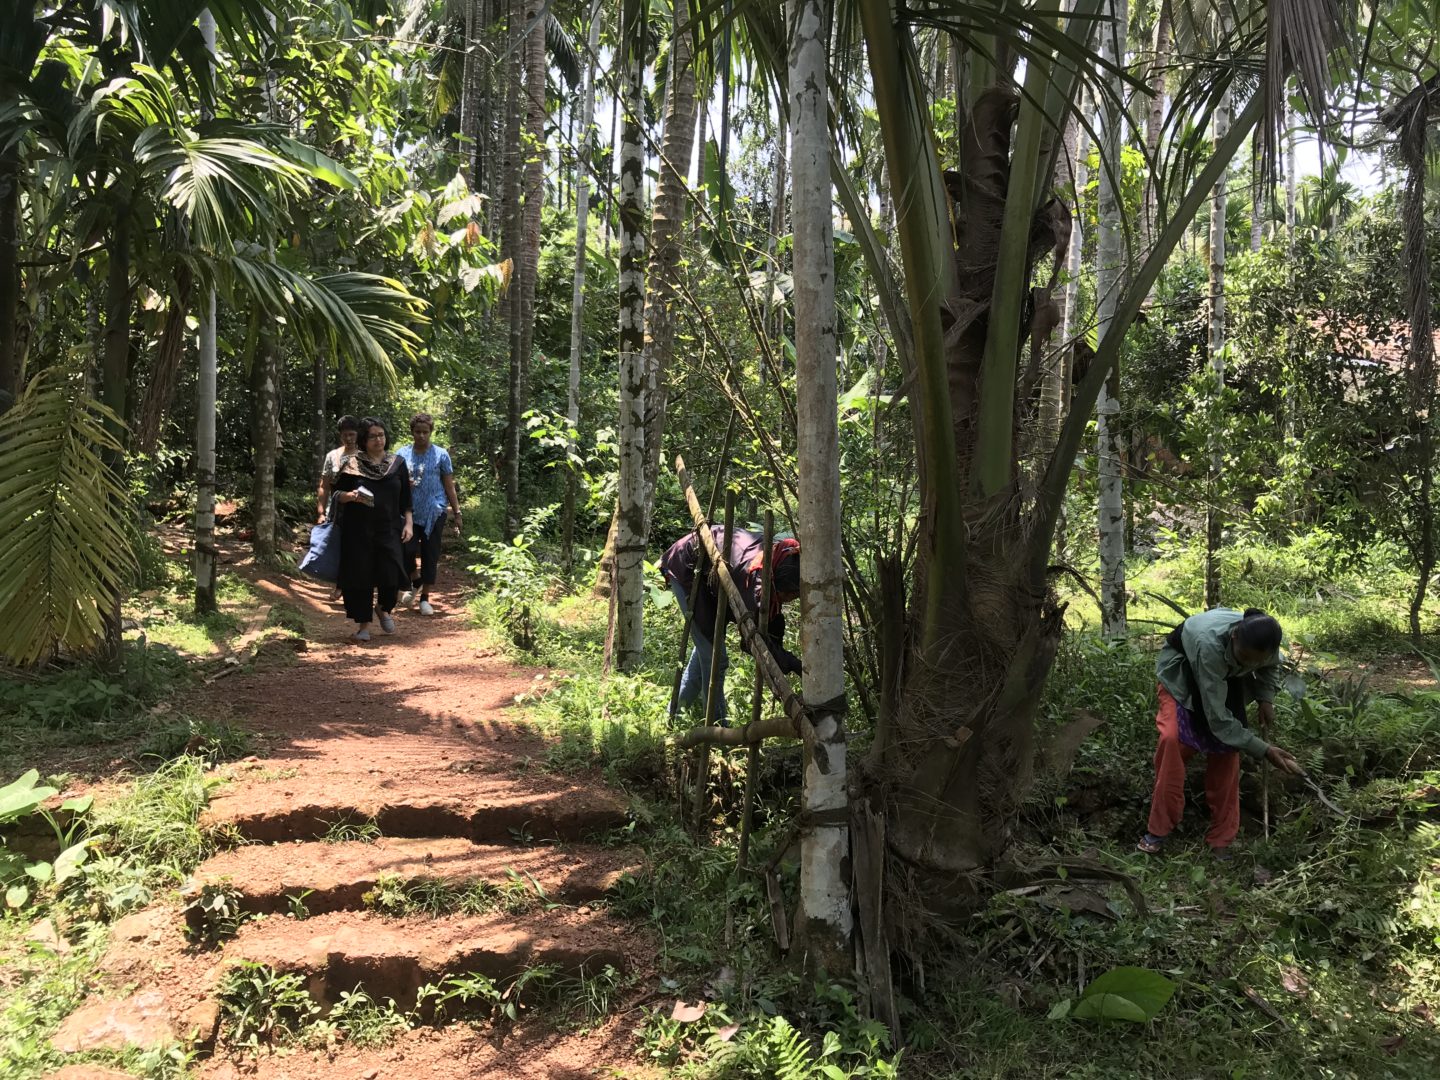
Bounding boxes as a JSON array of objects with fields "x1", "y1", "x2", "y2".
[{"x1": 1146, "y1": 685, "x2": 1241, "y2": 850}]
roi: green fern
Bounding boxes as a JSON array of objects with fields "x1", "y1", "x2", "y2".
[
  {"x1": 0, "y1": 377, "x2": 136, "y2": 666},
  {"x1": 768, "y1": 1016, "x2": 816, "y2": 1080}
]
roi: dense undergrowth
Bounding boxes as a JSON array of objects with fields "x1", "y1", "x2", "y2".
[
  {"x1": 467, "y1": 526, "x2": 1440, "y2": 1079},
  {"x1": 4, "y1": 527, "x2": 1439, "y2": 1077}
]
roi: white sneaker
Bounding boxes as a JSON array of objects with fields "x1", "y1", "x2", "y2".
[
  {"x1": 378, "y1": 612, "x2": 396, "y2": 634},
  {"x1": 418, "y1": 600, "x2": 435, "y2": 616},
  {"x1": 351, "y1": 629, "x2": 371, "y2": 643},
  {"x1": 399, "y1": 590, "x2": 415, "y2": 609}
]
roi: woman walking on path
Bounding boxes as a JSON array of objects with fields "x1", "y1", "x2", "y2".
[
  {"x1": 333, "y1": 417, "x2": 413, "y2": 643},
  {"x1": 317, "y1": 415, "x2": 360, "y2": 602},
  {"x1": 396, "y1": 412, "x2": 462, "y2": 617},
  {"x1": 1139, "y1": 607, "x2": 1304, "y2": 857}
]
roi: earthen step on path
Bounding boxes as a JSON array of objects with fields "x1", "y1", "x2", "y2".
[
  {"x1": 201, "y1": 784, "x2": 629, "y2": 845},
  {"x1": 224, "y1": 908, "x2": 637, "y2": 1008},
  {"x1": 189, "y1": 837, "x2": 644, "y2": 916}
]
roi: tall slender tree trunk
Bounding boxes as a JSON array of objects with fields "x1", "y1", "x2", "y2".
[
  {"x1": 1285, "y1": 101, "x2": 1296, "y2": 247},
  {"x1": 1250, "y1": 136, "x2": 1264, "y2": 252},
  {"x1": 191, "y1": 6, "x2": 221, "y2": 619},
  {"x1": 1203, "y1": 51, "x2": 1233, "y2": 609},
  {"x1": 313, "y1": 349, "x2": 327, "y2": 481},
  {"x1": 460, "y1": 0, "x2": 485, "y2": 184},
  {"x1": 250, "y1": 333, "x2": 282, "y2": 563},
  {"x1": 603, "y1": 89, "x2": 619, "y2": 257},
  {"x1": 639, "y1": 1, "x2": 699, "y2": 534},
  {"x1": 614, "y1": 0, "x2": 649, "y2": 671},
  {"x1": 563, "y1": 4, "x2": 602, "y2": 573},
  {"x1": 1041, "y1": 111, "x2": 1085, "y2": 446},
  {"x1": 790, "y1": 0, "x2": 850, "y2": 965},
  {"x1": 500, "y1": 0, "x2": 526, "y2": 539},
  {"x1": 765, "y1": 121, "x2": 788, "y2": 345},
  {"x1": 102, "y1": 210, "x2": 131, "y2": 443},
  {"x1": 1095, "y1": 0, "x2": 1127, "y2": 638},
  {"x1": 1140, "y1": 1, "x2": 1170, "y2": 252},
  {"x1": 505, "y1": 0, "x2": 548, "y2": 538},
  {"x1": 1398, "y1": 105, "x2": 1437, "y2": 639},
  {"x1": 0, "y1": 152, "x2": 20, "y2": 411}
]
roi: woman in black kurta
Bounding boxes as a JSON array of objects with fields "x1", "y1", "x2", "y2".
[{"x1": 334, "y1": 418, "x2": 413, "y2": 642}]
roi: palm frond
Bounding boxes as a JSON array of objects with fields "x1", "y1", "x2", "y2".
[
  {"x1": 0, "y1": 377, "x2": 136, "y2": 668},
  {"x1": 210, "y1": 253, "x2": 428, "y2": 388},
  {"x1": 546, "y1": 10, "x2": 583, "y2": 89}
]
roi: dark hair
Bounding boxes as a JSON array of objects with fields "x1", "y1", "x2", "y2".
[
  {"x1": 772, "y1": 557, "x2": 801, "y2": 596},
  {"x1": 1236, "y1": 608, "x2": 1282, "y2": 652},
  {"x1": 359, "y1": 416, "x2": 388, "y2": 449},
  {"x1": 410, "y1": 412, "x2": 434, "y2": 430},
  {"x1": 337, "y1": 415, "x2": 360, "y2": 433}
]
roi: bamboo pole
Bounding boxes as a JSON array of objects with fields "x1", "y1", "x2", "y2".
[
  {"x1": 668, "y1": 412, "x2": 738, "y2": 724},
  {"x1": 691, "y1": 491, "x2": 735, "y2": 823},
  {"x1": 675, "y1": 456, "x2": 809, "y2": 732},
  {"x1": 737, "y1": 510, "x2": 774, "y2": 872}
]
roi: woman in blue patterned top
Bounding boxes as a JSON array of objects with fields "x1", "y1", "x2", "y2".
[{"x1": 396, "y1": 412, "x2": 461, "y2": 617}]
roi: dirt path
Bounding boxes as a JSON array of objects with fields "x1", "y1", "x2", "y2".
[{"x1": 45, "y1": 569, "x2": 656, "y2": 1080}]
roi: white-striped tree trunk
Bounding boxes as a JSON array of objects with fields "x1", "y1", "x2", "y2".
[
  {"x1": 639, "y1": 0, "x2": 699, "y2": 534},
  {"x1": 790, "y1": 0, "x2": 850, "y2": 964},
  {"x1": 1096, "y1": 0, "x2": 1128, "y2": 638},
  {"x1": 562, "y1": 4, "x2": 602, "y2": 569},
  {"x1": 615, "y1": 0, "x2": 649, "y2": 671},
  {"x1": 194, "y1": 9, "x2": 219, "y2": 615},
  {"x1": 1203, "y1": 40, "x2": 1233, "y2": 609}
]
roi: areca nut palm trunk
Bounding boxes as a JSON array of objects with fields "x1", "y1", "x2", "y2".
[
  {"x1": 639, "y1": 0, "x2": 699, "y2": 536},
  {"x1": 1392, "y1": 89, "x2": 1437, "y2": 639},
  {"x1": 501, "y1": 0, "x2": 526, "y2": 539},
  {"x1": 1041, "y1": 109, "x2": 1086, "y2": 447},
  {"x1": 1095, "y1": 0, "x2": 1128, "y2": 638},
  {"x1": 516, "y1": 0, "x2": 547, "y2": 437},
  {"x1": 459, "y1": 0, "x2": 485, "y2": 184},
  {"x1": 1141, "y1": 0, "x2": 1170, "y2": 252},
  {"x1": 563, "y1": 2, "x2": 602, "y2": 571},
  {"x1": 194, "y1": 8, "x2": 220, "y2": 617},
  {"x1": 0, "y1": 146, "x2": 19, "y2": 411},
  {"x1": 250, "y1": 331, "x2": 282, "y2": 563},
  {"x1": 614, "y1": 0, "x2": 650, "y2": 672},
  {"x1": 1203, "y1": 49, "x2": 1233, "y2": 610},
  {"x1": 789, "y1": 0, "x2": 850, "y2": 963}
]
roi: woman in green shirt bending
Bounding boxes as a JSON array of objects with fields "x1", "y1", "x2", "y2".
[{"x1": 1138, "y1": 607, "x2": 1303, "y2": 856}]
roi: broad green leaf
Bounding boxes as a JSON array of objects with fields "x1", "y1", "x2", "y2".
[
  {"x1": 0, "y1": 770, "x2": 57, "y2": 821},
  {"x1": 25, "y1": 861, "x2": 53, "y2": 883},
  {"x1": 6, "y1": 884, "x2": 28, "y2": 908},
  {"x1": 1071, "y1": 967, "x2": 1177, "y2": 1023},
  {"x1": 59, "y1": 794, "x2": 94, "y2": 814},
  {"x1": 53, "y1": 840, "x2": 92, "y2": 885}
]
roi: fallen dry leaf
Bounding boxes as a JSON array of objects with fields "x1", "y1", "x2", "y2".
[
  {"x1": 715, "y1": 1023, "x2": 741, "y2": 1042},
  {"x1": 671, "y1": 1000, "x2": 707, "y2": 1023},
  {"x1": 1281, "y1": 967, "x2": 1310, "y2": 996}
]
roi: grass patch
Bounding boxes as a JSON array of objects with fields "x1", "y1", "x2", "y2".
[
  {"x1": 89, "y1": 755, "x2": 219, "y2": 884},
  {"x1": 0, "y1": 641, "x2": 194, "y2": 775},
  {"x1": 361, "y1": 868, "x2": 555, "y2": 918}
]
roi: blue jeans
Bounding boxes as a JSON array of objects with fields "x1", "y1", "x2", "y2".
[{"x1": 670, "y1": 580, "x2": 729, "y2": 724}]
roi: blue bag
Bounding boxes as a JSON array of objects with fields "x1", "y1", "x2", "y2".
[{"x1": 299, "y1": 500, "x2": 342, "y2": 581}]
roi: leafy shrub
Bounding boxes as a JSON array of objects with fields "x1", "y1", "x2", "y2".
[
  {"x1": 0, "y1": 771, "x2": 95, "y2": 910},
  {"x1": 218, "y1": 962, "x2": 320, "y2": 1046},
  {"x1": 470, "y1": 535, "x2": 552, "y2": 650}
]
